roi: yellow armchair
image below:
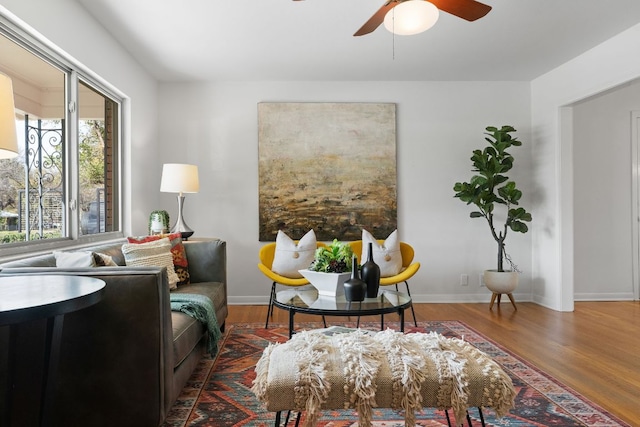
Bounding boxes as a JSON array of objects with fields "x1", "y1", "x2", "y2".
[
  {"x1": 258, "y1": 241, "x2": 326, "y2": 328},
  {"x1": 349, "y1": 240, "x2": 420, "y2": 326}
]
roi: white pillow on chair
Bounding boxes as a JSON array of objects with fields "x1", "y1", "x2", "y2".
[
  {"x1": 361, "y1": 229, "x2": 402, "y2": 277},
  {"x1": 271, "y1": 229, "x2": 317, "y2": 278}
]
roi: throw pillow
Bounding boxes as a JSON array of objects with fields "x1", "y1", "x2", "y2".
[
  {"x1": 92, "y1": 252, "x2": 118, "y2": 267},
  {"x1": 127, "y1": 233, "x2": 190, "y2": 286},
  {"x1": 122, "y1": 237, "x2": 179, "y2": 289},
  {"x1": 361, "y1": 229, "x2": 402, "y2": 277},
  {"x1": 54, "y1": 250, "x2": 95, "y2": 268},
  {"x1": 271, "y1": 229, "x2": 317, "y2": 278}
]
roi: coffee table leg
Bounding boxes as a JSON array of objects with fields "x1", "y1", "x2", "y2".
[{"x1": 288, "y1": 310, "x2": 295, "y2": 338}]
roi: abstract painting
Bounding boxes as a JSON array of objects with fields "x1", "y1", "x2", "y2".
[{"x1": 258, "y1": 102, "x2": 397, "y2": 241}]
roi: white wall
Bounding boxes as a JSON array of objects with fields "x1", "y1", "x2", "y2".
[
  {"x1": 531, "y1": 23, "x2": 640, "y2": 311},
  {"x1": 12, "y1": 0, "x2": 639, "y2": 308},
  {"x1": 158, "y1": 81, "x2": 533, "y2": 304},
  {"x1": 572, "y1": 80, "x2": 640, "y2": 300},
  {"x1": 1, "y1": 0, "x2": 537, "y2": 306},
  {"x1": 1, "y1": 0, "x2": 160, "y2": 236}
]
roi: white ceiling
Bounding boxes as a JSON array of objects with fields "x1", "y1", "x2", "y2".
[{"x1": 75, "y1": 0, "x2": 640, "y2": 82}]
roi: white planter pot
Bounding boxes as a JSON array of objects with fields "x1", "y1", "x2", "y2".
[
  {"x1": 299, "y1": 269, "x2": 350, "y2": 297},
  {"x1": 483, "y1": 270, "x2": 518, "y2": 294}
]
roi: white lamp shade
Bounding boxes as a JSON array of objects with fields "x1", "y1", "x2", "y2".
[
  {"x1": 160, "y1": 163, "x2": 200, "y2": 193},
  {"x1": 0, "y1": 73, "x2": 18, "y2": 159},
  {"x1": 384, "y1": 0, "x2": 440, "y2": 36}
]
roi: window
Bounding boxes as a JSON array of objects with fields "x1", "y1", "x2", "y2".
[
  {"x1": 0, "y1": 17, "x2": 122, "y2": 256},
  {"x1": 78, "y1": 81, "x2": 119, "y2": 236}
]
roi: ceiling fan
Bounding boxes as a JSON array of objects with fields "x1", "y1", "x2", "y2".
[
  {"x1": 294, "y1": 0, "x2": 491, "y2": 36},
  {"x1": 353, "y1": 0, "x2": 492, "y2": 36}
]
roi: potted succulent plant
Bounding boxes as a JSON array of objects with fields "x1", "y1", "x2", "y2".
[
  {"x1": 309, "y1": 239, "x2": 354, "y2": 273},
  {"x1": 453, "y1": 125, "x2": 532, "y2": 295},
  {"x1": 299, "y1": 239, "x2": 354, "y2": 297},
  {"x1": 148, "y1": 210, "x2": 170, "y2": 234}
]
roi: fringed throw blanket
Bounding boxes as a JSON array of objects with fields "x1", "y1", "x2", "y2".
[
  {"x1": 170, "y1": 293, "x2": 221, "y2": 356},
  {"x1": 252, "y1": 329, "x2": 515, "y2": 427}
]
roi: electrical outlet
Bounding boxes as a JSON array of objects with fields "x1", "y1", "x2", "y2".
[
  {"x1": 460, "y1": 274, "x2": 468, "y2": 286},
  {"x1": 479, "y1": 273, "x2": 485, "y2": 287}
]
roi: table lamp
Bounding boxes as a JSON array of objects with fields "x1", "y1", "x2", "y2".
[
  {"x1": 0, "y1": 73, "x2": 19, "y2": 159},
  {"x1": 160, "y1": 163, "x2": 199, "y2": 239}
]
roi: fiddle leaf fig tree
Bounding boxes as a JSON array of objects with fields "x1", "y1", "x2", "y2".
[{"x1": 453, "y1": 125, "x2": 532, "y2": 272}]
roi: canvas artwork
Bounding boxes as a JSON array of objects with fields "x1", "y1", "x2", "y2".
[{"x1": 258, "y1": 102, "x2": 397, "y2": 241}]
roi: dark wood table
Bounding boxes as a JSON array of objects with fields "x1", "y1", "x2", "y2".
[
  {"x1": 0, "y1": 275, "x2": 106, "y2": 427},
  {"x1": 273, "y1": 288, "x2": 412, "y2": 338}
]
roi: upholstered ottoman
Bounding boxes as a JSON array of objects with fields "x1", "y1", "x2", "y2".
[{"x1": 252, "y1": 328, "x2": 515, "y2": 427}]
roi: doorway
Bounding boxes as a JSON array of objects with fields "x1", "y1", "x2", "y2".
[{"x1": 631, "y1": 111, "x2": 640, "y2": 301}]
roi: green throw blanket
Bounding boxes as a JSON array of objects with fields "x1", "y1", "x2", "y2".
[{"x1": 170, "y1": 293, "x2": 221, "y2": 357}]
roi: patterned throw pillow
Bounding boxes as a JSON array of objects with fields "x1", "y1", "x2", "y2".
[
  {"x1": 127, "y1": 233, "x2": 190, "y2": 286},
  {"x1": 361, "y1": 229, "x2": 402, "y2": 277},
  {"x1": 92, "y1": 252, "x2": 118, "y2": 266},
  {"x1": 122, "y1": 237, "x2": 179, "y2": 289},
  {"x1": 271, "y1": 229, "x2": 317, "y2": 278}
]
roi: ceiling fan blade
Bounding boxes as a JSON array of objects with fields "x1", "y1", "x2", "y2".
[
  {"x1": 354, "y1": 1, "x2": 398, "y2": 37},
  {"x1": 429, "y1": 0, "x2": 491, "y2": 21}
]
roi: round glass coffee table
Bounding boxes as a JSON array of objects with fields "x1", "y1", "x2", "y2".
[{"x1": 273, "y1": 287, "x2": 412, "y2": 337}]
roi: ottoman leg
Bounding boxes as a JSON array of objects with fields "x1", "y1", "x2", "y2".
[
  {"x1": 444, "y1": 408, "x2": 486, "y2": 427},
  {"x1": 276, "y1": 410, "x2": 300, "y2": 427},
  {"x1": 478, "y1": 407, "x2": 486, "y2": 426}
]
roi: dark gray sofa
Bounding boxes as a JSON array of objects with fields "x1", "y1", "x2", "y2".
[{"x1": 0, "y1": 238, "x2": 227, "y2": 426}]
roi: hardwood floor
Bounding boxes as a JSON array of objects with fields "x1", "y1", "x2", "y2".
[{"x1": 227, "y1": 301, "x2": 640, "y2": 425}]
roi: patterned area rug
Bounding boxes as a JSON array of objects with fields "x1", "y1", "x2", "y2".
[{"x1": 162, "y1": 321, "x2": 629, "y2": 427}]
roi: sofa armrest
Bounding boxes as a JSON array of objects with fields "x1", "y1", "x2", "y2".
[{"x1": 183, "y1": 239, "x2": 226, "y2": 285}]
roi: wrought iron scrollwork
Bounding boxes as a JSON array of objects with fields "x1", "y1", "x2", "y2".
[{"x1": 20, "y1": 115, "x2": 64, "y2": 240}]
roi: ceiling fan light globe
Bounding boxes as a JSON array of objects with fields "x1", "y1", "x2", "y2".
[{"x1": 384, "y1": 0, "x2": 440, "y2": 36}]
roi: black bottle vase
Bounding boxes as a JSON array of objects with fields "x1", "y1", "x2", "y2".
[
  {"x1": 361, "y1": 242, "x2": 380, "y2": 298},
  {"x1": 344, "y1": 256, "x2": 366, "y2": 302}
]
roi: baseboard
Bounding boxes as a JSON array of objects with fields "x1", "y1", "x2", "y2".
[
  {"x1": 408, "y1": 292, "x2": 530, "y2": 304},
  {"x1": 229, "y1": 292, "x2": 635, "y2": 308},
  {"x1": 228, "y1": 292, "x2": 532, "y2": 305},
  {"x1": 229, "y1": 296, "x2": 271, "y2": 305},
  {"x1": 574, "y1": 292, "x2": 635, "y2": 301}
]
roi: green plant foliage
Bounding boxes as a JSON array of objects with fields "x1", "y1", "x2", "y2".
[
  {"x1": 148, "y1": 210, "x2": 170, "y2": 234},
  {"x1": 0, "y1": 231, "x2": 60, "y2": 243},
  {"x1": 453, "y1": 125, "x2": 532, "y2": 272},
  {"x1": 310, "y1": 239, "x2": 354, "y2": 273}
]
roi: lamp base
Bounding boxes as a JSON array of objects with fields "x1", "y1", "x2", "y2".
[
  {"x1": 170, "y1": 228, "x2": 194, "y2": 240},
  {"x1": 171, "y1": 195, "x2": 194, "y2": 240}
]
